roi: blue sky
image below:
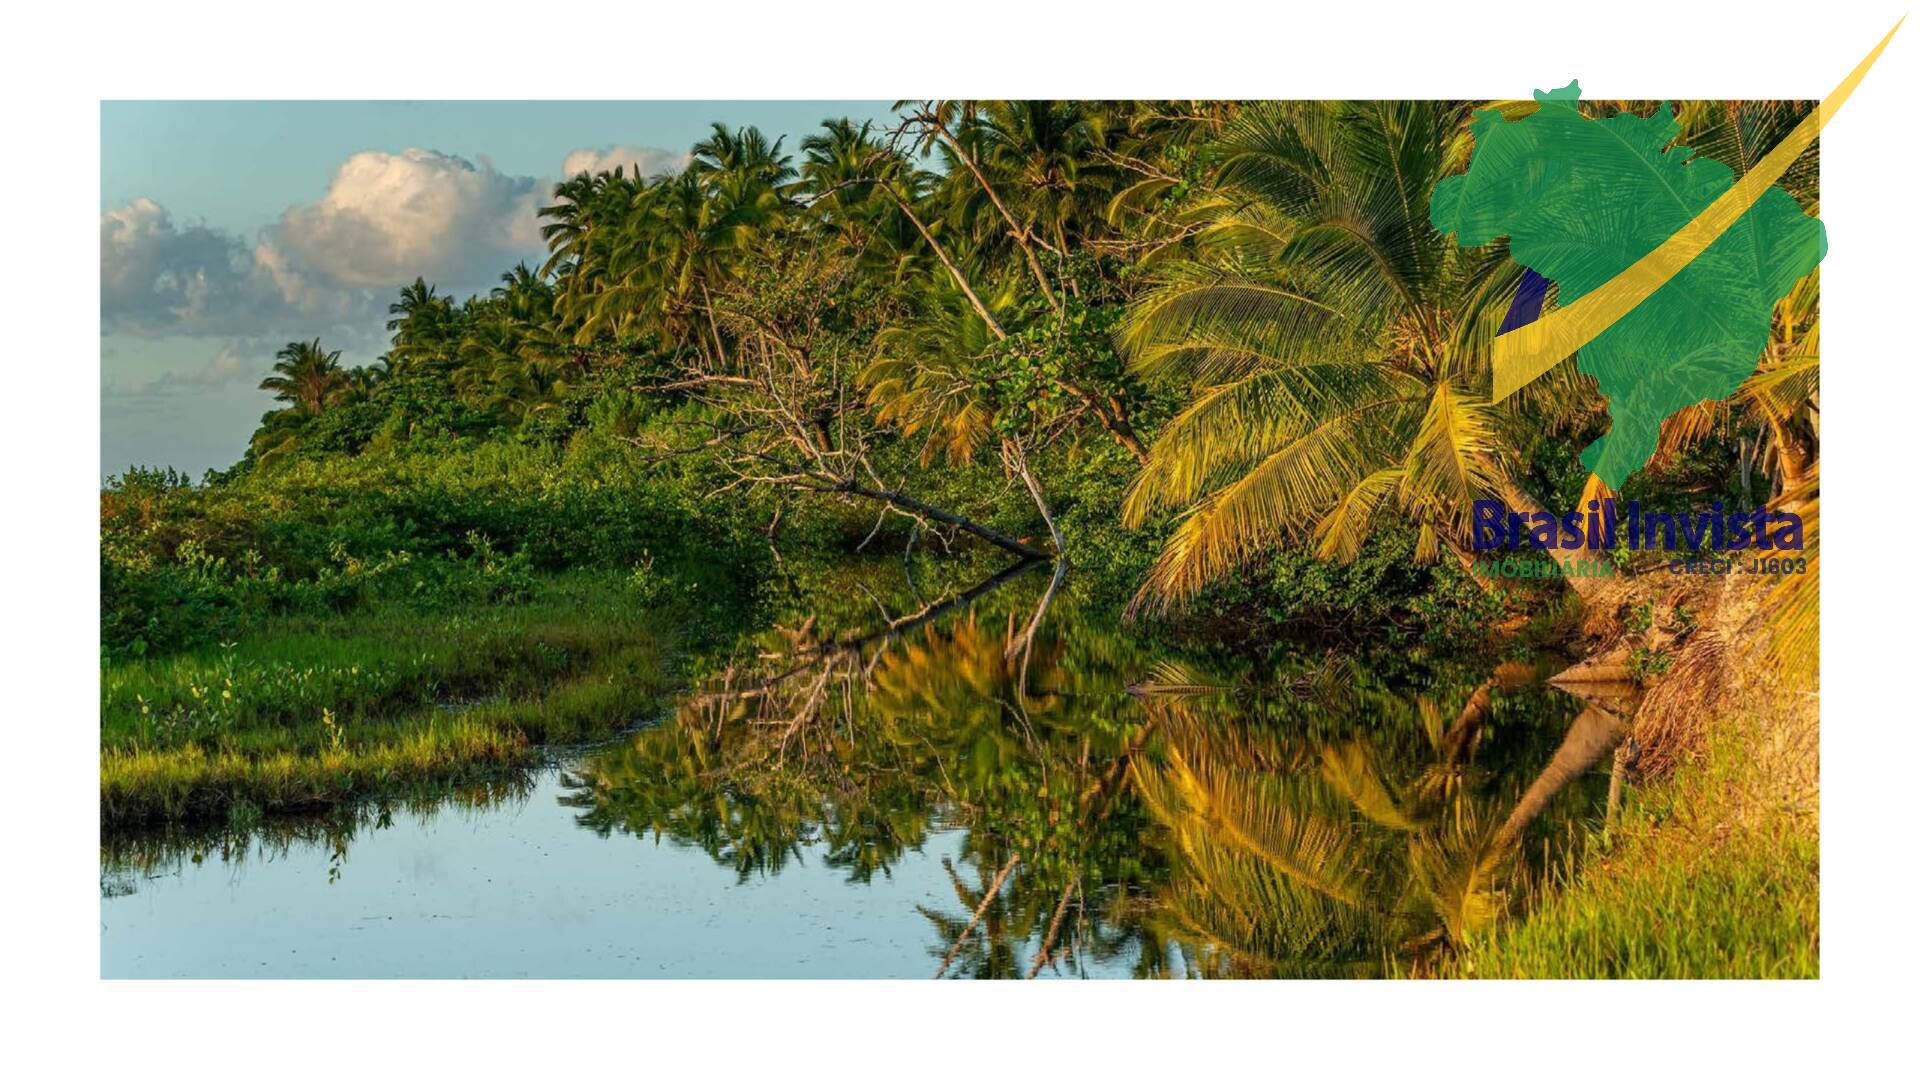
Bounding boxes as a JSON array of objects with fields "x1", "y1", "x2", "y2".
[{"x1": 100, "y1": 101, "x2": 894, "y2": 478}]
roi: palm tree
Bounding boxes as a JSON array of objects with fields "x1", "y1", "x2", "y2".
[
  {"x1": 438, "y1": 266, "x2": 579, "y2": 423},
  {"x1": 384, "y1": 278, "x2": 458, "y2": 371},
  {"x1": 539, "y1": 167, "x2": 645, "y2": 281},
  {"x1": 609, "y1": 171, "x2": 742, "y2": 359},
  {"x1": 798, "y1": 118, "x2": 931, "y2": 279},
  {"x1": 1118, "y1": 101, "x2": 1537, "y2": 612},
  {"x1": 687, "y1": 123, "x2": 794, "y2": 189},
  {"x1": 970, "y1": 100, "x2": 1114, "y2": 265},
  {"x1": 1644, "y1": 100, "x2": 1820, "y2": 495},
  {"x1": 902, "y1": 101, "x2": 1110, "y2": 311},
  {"x1": 550, "y1": 129, "x2": 795, "y2": 363},
  {"x1": 334, "y1": 364, "x2": 381, "y2": 405},
  {"x1": 257, "y1": 339, "x2": 346, "y2": 413},
  {"x1": 860, "y1": 282, "x2": 1009, "y2": 466}
]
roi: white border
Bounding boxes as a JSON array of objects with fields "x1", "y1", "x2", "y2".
[{"x1": 6, "y1": 1, "x2": 1915, "y2": 1074}]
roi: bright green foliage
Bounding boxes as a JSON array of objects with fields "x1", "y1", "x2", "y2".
[
  {"x1": 1431, "y1": 83, "x2": 1826, "y2": 486},
  {"x1": 101, "y1": 422, "x2": 767, "y2": 659},
  {"x1": 101, "y1": 575, "x2": 675, "y2": 826}
]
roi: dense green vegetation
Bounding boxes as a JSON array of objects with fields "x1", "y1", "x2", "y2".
[{"x1": 103, "y1": 99, "x2": 1821, "y2": 976}]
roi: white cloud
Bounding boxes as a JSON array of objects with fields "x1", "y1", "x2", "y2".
[
  {"x1": 102, "y1": 140, "x2": 680, "y2": 345},
  {"x1": 561, "y1": 145, "x2": 685, "y2": 181},
  {"x1": 264, "y1": 149, "x2": 548, "y2": 289}
]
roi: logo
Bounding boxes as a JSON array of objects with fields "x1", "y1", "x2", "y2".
[
  {"x1": 1429, "y1": 22, "x2": 1897, "y2": 488},
  {"x1": 1472, "y1": 499, "x2": 1803, "y2": 553}
]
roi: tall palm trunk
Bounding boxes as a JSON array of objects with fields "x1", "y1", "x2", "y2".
[
  {"x1": 1765, "y1": 412, "x2": 1813, "y2": 499},
  {"x1": 876, "y1": 182, "x2": 1007, "y2": 339},
  {"x1": 699, "y1": 280, "x2": 730, "y2": 369},
  {"x1": 1494, "y1": 476, "x2": 1625, "y2": 607},
  {"x1": 1493, "y1": 705, "x2": 1627, "y2": 851}
]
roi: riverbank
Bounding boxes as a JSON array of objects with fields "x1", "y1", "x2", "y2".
[
  {"x1": 100, "y1": 573, "x2": 677, "y2": 827},
  {"x1": 1455, "y1": 584, "x2": 1819, "y2": 977}
]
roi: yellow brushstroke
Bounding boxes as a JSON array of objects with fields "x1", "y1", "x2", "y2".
[{"x1": 1491, "y1": 18, "x2": 1903, "y2": 403}]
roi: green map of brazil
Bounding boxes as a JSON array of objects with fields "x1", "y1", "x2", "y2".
[{"x1": 1431, "y1": 83, "x2": 1828, "y2": 488}]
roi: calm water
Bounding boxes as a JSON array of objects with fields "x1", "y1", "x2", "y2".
[
  {"x1": 102, "y1": 565, "x2": 1623, "y2": 978},
  {"x1": 102, "y1": 764, "x2": 1154, "y2": 978}
]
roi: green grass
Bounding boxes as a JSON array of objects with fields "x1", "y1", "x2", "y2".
[
  {"x1": 101, "y1": 572, "x2": 678, "y2": 827},
  {"x1": 1452, "y1": 712, "x2": 1819, "y2": 979}
]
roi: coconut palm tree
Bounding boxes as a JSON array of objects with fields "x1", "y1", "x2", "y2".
[
  {"x1": 334, "y1": 364, "x2": 382, "y2": 405},
  {"x1": 555, "y1": 131, "x2": 795, "y2": 363},
  {"x1": 860, "y1": 281, "x2": 1009, "y2": 466},
  {"x1": 687, "y1": 123, "x2": 794, "y2": 188},
  {"x1": 798, "y1": 118, "x2": 932, "y2": 280},
  {"x1": 257, "y1": 339, "x2": 346, "y2": 413},
  {"x1": 540, "y1": 167, "x2": 648, "y2": 340},
  {"x1": 970, "y1": 100, "x2": 1115, "y2": 265},
  {"x1": 1645, "y1": 100, "x2": 1821, "y2": 495},
  {"x1": 902, "y1": 100, "x2": 1115, "y2": 311},
  {"x1": 1118, "y1": 100, "x2": 1541, "y2": 612},
  {"x1": 384, "y1": 279, "x2": 459, "y2": 372}
]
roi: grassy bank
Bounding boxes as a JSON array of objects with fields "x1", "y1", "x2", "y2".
[
  {"x1": 101, "y1": 572, "x2": 679, "y2": 827},
  {"x1": 1454, "y1": 675, "x2": 1819, "y2": 978}
]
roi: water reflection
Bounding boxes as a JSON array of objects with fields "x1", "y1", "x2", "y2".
[
  {"x1": 102, "y1": 775, "x2": 538, "y2": 893},
  {"x1": 103, "y1": 561, "x2": 1617, "y2": 979},
  {"x1": 557, "y1": 563, "x2": 1603, "y2": 977}
]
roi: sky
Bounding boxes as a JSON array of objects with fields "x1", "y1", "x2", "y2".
[{"x1": 100, "y1": 101, "x2": 895, "y2": 479}]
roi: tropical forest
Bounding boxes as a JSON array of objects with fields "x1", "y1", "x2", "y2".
[{"x1": 100, "y1": 99, "x2": 1821, "y2": 978}]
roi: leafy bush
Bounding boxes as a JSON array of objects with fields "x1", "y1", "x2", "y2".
[{"x1": 101, "y1": 424, "x2": 767, "y2": 659}]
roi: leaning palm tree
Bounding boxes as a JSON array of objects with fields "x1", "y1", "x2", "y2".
[
  {"x1": 257, "y1": 338, "x2": 346, "y2": 413},
  {"x1": 1119, "y1": 101, "x2": 1538, "y2": 612}
]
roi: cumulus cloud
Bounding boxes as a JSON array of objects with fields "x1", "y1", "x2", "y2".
[
  {"x1": 101, "y1": 198, "x2": 286, "y2": 335},
  {"x1": 103, "y1": 141, "x2": 680, "y2": 343},
  {"x1": 101, "y1": 197, "x2": 375, "y2": 337},
  {"x1": 103, "y1": 149, "x2": 551, "y2": 339},
  {"x1": 265, "y1": 149, "x2": 548, "y2": 289},
  {"x1": 560, "y1": 144, "x2": 685, "y2": 181}
]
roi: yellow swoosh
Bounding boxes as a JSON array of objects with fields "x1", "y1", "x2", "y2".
[{"x1": 1491, "y1": 18, "x2": 1903, "y2": 402}]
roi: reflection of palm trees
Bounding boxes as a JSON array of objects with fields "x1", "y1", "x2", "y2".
[
  {"x1": 560, "y1": 556, "x2": 1609, "y2": 978},
  {"x1": 1133, "y1": 722, "x2": 1389, "y2": 976},
  {"x1": 566, "y1": 565, "x2": 1168, "y2": 973},
  {"x1": 1131, "y1": 664, "x2": 1599, "y2": 975},
  {"x1": 925, "y1": 852, "x2": 1026, "y2": 979}
]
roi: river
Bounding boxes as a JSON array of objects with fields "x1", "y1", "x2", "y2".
[{"x1": 102, "y1": 562, "x2": 1624, "y2": 978}]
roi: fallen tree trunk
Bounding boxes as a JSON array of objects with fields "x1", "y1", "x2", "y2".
[{"x1": 831, "y1": 480, "x2": 1049, "y2": 562}]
